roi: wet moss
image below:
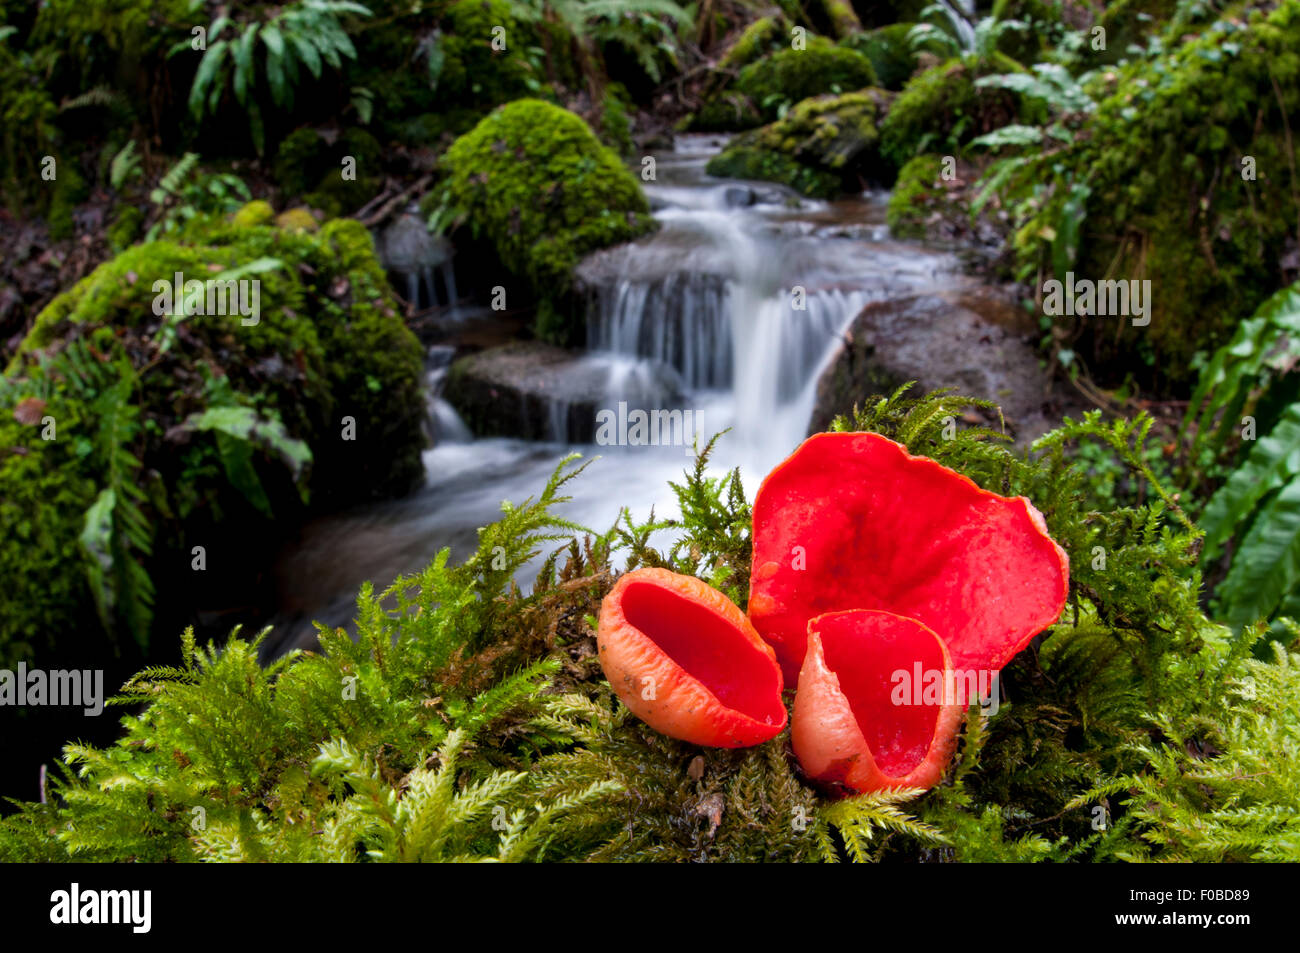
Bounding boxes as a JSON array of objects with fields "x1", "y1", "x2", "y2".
[
  {"x1": 718, "y1": 15, "x2": 791, "y2": 71},
  {"x1": 1032, "y1": 3, "x2": 1300, "y2": 380},
  {"x1": 878, "y1": 55, "x2": 1034, "y2": 173},
  {"x1": 433, "y1": 99, "x2": 655, "y2": 345},
  {"x1": 1, "y1": 214, "x2": 427, "y2": 660},
  {"x1": 705, "y1": 89, "x2": 892, "y2": 198},
  {"x1": 692, "y1": 35, "x2": 877, "y2": 132},
  {"x1": 887, "y1": 153, "x2": 944, "y2": 238},
  {"x1": 736, "y1": 37, "x2": 878, "y2": 122}
]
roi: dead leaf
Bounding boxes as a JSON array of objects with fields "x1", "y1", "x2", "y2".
[{"x1": 13, "y1": 397, "x2": 46, "y2": 426}]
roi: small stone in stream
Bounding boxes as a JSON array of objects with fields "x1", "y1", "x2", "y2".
[{"x1": 723, "y1": 185, "x2": 756, "y2": 208}]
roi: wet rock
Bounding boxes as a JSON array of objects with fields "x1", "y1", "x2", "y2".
[
  {"x1": 705, "y1": 89, "x2": 894, "y2": 199},
  {"x1": 723, "y1": 185, "x2": 757, "y2": 208},
  {"x1": 445, "y1": 342, "x2": 686, "y2": 443},
  {"x1": 809, "y1": 291, "x2": 1074, "y2": 444}
]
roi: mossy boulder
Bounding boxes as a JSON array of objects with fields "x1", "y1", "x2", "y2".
[
  {"x1": 705, "y1": 89, "x2": 892, "y2": 198},
  {"x1": 691, "y1": 36, "x2": 877, "y2": 131},
  {"x1": 840, "y1": 23, "x2": 920, "y2": 91},
  {"x1": 879, "y1": 55, "x2": 1036, "y2": 173},
  {"x1": 0, "y1": 217, "x2": 426, "y2": 663},
  {"x1": 431, "y1": 99, "x2": 656, "y2": 345},
  {"x1": 737, "y1": 38, "x2": 878, "y2": 122},
  {"x1": 1024, "y1": 3, "x2": 1300, "y2": 381}
]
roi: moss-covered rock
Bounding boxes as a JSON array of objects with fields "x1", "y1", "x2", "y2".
[
  {"x1": 840, "y1": 23, "x2": 919, "y2": 91},
  {"x1": 0, "y1": 216, "x2": 426, "y2": 663},
  {"x1": 1018, "y1": 3, "x2": 1300, "y2": 381},
  {"x1": 432, "y1": 99, "x2": 655, "y2": 345},
  {"x1": 705, "y1": 89, "x2": 892, "y2": 198},
  {"x1": 692, "y1": 35, "x2": 877, "y2": 131},
  {"x1": 879, "y1": 55, "x2": 1034, "y2": 172},
  {"x1": 737, "y1": 37, "x2": 878, "y2": 122}
]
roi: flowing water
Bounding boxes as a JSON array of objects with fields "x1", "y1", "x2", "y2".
[{"x1": 264, "y1": 136, "x2": 967, "y2": 657}]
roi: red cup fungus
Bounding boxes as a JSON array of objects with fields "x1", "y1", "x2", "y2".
[
  {"x1": 791, "y1": 609, "x2": 966, "y2": 793},
  {"x1": 597, "y1": 567, "x2": 787, "y2": 747},
  {"x1": 748, "y1": 432, "x2": 1070, "y2": 683}
]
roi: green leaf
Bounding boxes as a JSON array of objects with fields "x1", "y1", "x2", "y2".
[
  {"x1": 79, "y1": 488, "x2": 118, "y2": 631},
  {"x1": 291, "y1": 33, "x2": 323, "y2": 79},
  {"x1": 234, "y1": 22, "x2": 260, "y2": 106},
  {"x1": 1218, "y1": 479, "x2": 1300, "y2": 628},
  {"x1": 1200, "y1": 405, "x2": 1300, "y2": 559},
  {"x1": 188, "y1": 40, "x2": 229, "y2": 118},
  {"x1": 182, "y1": 404, "x2": 313, "y2": 514}
]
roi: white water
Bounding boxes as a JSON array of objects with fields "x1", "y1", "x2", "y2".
[{"x1": 266, "y1": 136, "x2": 964, "y2": 655}]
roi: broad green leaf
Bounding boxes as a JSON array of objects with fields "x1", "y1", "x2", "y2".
[
  {"x1": 1218, "y1": 479, "x2": 1300, "y2": 628},
  {"x1": 1200, "y1": 405, "x2": 1300, "y2": 559}
]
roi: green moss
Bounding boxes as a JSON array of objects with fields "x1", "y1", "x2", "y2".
[
  {"x1": 232, "y1": 199, "x2": 275, "y2": 228},
  {"x1": 718, "y1": 15, "x2": 790, "y2": 71},
  {"x1": 1098, "y1": 0, "x2": 1178, "y2": 60},
  {"x1": 840, "y1": 23, "x2": 919, "y2": 91},
  {"x1": 599, "y1": 82, "x2": 636, "y2": 158},
  {"x1": 705, "y1": 89, "x2": 891, "y2": 198},
  {"x1": 0, "y1": 400, "x2": 102, "y2": 664},
  {"x1": 692, "y1": 35, "x2": 877, "y2": 132},
  {"x1": 275, "y1": 207, "x2": 320, "y2": 233},
  {"x1": 736, "y1": 37, "x2": 878, "y2": 122},
  {"x1": 0, "y1": 216, "x2": 426, "y2": 662},
  {"x1": 813, "y1": 0, "x2": 862, "y2": 39},
  {"x1": 879, "y1": 55, "x2": 1032, "y2": 172},
  {"x1": 439, "y1": 0, "x2": 541, "y2": 109},
  {"x1": 272, "y1": 127, "x2": 382, "y2": 212},
  {"x1": 434, "y1": 99, "x2": 656, "y2": 345},
  {"x1": 1003, "y1": 2, "x2": 1300, "y2": 382},
  {"x1": 106, "y1": 203, "x2": 144, "y2": 252},
  {"x1": 886, "y1": 152, "x2": 944, "y2": 238},
  {"x1": 46, "y1": 159, "x2": 88, "y2": 240}
]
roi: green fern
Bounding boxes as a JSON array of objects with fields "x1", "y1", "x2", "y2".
[
  {"x1": 174, "y1": 1, "x2": 373, "y2": 154},
  {"x1": 1188, "y1": 283, "x2": 1300, "y2": 626}
]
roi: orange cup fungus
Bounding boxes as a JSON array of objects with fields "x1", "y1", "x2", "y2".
[
  {"x1": 749, "y1": 431, "x2": 1070, "y2": 684},
  {"x1": 594, "y1": 432, "x2": 1070, "y2": 796},
  {"x1": 596, "y1": 567, "x2": 787, "y2": 748},
  {"x1": 791, "y1": 609, "x2": 965, "y2": 793}
]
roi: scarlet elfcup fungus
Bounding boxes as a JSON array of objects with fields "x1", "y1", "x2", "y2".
[
  {"x1": 748, "y1": 432, "x2": 1070, "y2": 683},
  {"x1": 791, "y1": 609, "x2": 965, "y2": 793},
  {"x1": 597, "y1": 567, "x2": 787, "y2": 747}
]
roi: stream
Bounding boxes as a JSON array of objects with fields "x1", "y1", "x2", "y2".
[{"x1": 262, "y1": 135, "x2": 969, "y2": 658}]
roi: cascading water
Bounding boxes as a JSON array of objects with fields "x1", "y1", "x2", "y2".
[{"x1": 265, "y1": 135, "x2": 965, "y2": 657}]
